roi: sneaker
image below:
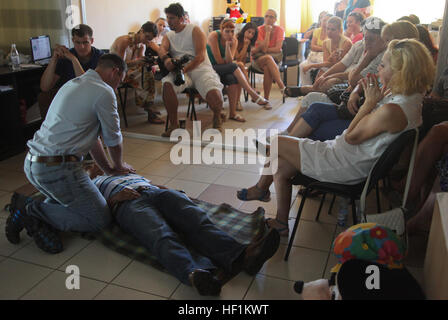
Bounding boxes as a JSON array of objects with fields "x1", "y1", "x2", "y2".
[
  {"x1": 188, "y1": 269, "x2": 222, "y2": 296},
  {"x1": 24, "y1": 215, "x2": 63, "y2": 254},
  {"x1": 5, "y1": 193, "x2": 33, "y2": 244},
  {"x1": 242, "y1": 228, "x2": 280, "y2": 276}
]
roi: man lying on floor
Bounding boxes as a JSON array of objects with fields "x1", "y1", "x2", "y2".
[{"x1": 90, "y1": 163, "x2": 281, "y2": 296}]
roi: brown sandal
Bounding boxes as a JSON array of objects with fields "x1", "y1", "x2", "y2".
[{"x1": 229, "y1": 114, "x2": 246, "y2": 123}]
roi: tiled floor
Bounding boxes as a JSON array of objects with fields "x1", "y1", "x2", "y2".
[{"x1": 0, "y1": 88, "x2": 427, "y2": 300}]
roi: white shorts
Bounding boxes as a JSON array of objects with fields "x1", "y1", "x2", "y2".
[{"x1": 162, "y1": 63, "x2": 224, "y2": 100}]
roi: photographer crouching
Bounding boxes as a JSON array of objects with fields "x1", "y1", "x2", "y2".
[
  {"x1": 159, "y1": 2, "x2": 225, "y2": 137},
  {"x1": 111, "y1": 22, "x2": 164, "y2": 124}
]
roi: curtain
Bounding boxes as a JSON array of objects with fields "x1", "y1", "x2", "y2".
[
  {"x1": 300, "y1": 0, "x2": 313, "y2": 33},
  {"x1": 0, "y1": 0, "x2": 70, "y2": 53}
]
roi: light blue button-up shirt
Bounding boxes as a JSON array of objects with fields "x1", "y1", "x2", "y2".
[{"x1": 28, "y1": 69, "x2": 122, "y2": 157}]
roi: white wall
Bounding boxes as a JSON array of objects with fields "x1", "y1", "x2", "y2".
[{"x1": 83, "y1": 0, "x2": 216, "y2": 50}]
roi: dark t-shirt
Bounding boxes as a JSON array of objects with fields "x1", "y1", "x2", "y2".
[{"x1": 55, "y1": 47, "x2": 103, "y2": 88}]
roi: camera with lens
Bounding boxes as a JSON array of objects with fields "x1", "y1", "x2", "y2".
[
  {"x1": 156, "y1": 54, "x2": 191, "y2": 86},
  {"x1": 170, "y1": 55, "x2": 190, "y2": 86}
]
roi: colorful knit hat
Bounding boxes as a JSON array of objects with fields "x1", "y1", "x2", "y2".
[{"x1": 331, "y1": 223, "x2": 407, "y2": 274}]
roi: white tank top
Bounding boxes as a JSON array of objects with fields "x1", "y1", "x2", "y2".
[{"x1": 166, "y1": 24, "x2": 212, "y2": 67}]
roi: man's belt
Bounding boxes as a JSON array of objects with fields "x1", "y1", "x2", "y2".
[{"x1": 26, "y1": 153, "x2": 83, "y2": 164}]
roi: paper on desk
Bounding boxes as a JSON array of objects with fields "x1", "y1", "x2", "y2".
[{"x1": 0, "y1": 85, "x2": 13, "y2": 92}]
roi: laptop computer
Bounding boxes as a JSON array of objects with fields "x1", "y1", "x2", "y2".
[{"x1": 30, "y1": 35, "x2": 52, "y2": 65}]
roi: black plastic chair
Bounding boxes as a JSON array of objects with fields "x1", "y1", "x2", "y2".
[
  {"x1": 165, "y1": 87, "x2": 199, "y2": 132},
  {"x1": 279, "y1": 37, "x2": 301, "y2": 92},
  {"x1": 284, "y1": 129, "x2": 418, "y2": 261},
  {"x1": 117, "y1": 67, "x2": 155, "y2": 128}
]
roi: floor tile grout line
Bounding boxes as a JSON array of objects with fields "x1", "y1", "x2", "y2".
[
  {"x1": 95, "y1": 281, "x2": 171, "y2": 300},
  {"x1": 168, "y1": 282, "x2": 183, "y2": 300},
  {"x1": 18, "y1": 269, "x2": 59, "y2": 300},
  {"x1": 242, "y1": 275, "x2": 256, "y2": 300},
  {"x1": 105, "y1": 258, "x2": 134, "y2": 286},
  {"x1": 254, "y1": 272, "x2": 298, "y2": 285},
  {"x1": 321, "y1": 224, "x2": 340, "y2": 279}
]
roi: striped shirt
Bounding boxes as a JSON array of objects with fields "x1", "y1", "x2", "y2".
[{"x1": 92, "y1": 174, "x2": 158, "y2": 199}]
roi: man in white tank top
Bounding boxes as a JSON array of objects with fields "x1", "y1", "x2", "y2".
[{"x1": 159, "y1": 3, "x2": 224, "y2": 137}]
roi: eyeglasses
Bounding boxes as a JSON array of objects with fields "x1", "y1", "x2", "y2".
[{"x1": 265, "y1": 15, "x2": 275, "y2": 19}]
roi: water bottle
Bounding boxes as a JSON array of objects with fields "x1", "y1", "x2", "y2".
[
  {"x1": 10, "y1": 44, "x2": 20, "y2": 71},
  {"x1": 337, "y1": 198, "x2": 349, "y2": 227}
]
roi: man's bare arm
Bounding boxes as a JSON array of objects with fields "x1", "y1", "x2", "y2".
[{"x1": 183, "y1": 26, "x2": 207, "y2": 74}]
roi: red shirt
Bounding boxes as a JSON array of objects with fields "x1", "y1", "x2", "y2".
[
  {"x1": 351, "y1": 32, "x2": 364, "y2": 44},
  {"x1": 257, "y1": 25, "x2": 285, "y2": 48}
]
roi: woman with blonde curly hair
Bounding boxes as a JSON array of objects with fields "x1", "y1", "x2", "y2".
[{"x1": 265, "y1": 39, "x2": 435, "y2": 236}]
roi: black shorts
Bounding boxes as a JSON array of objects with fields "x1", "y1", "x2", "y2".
[{"x1": 212, "y1": 63, "x2": 239, "y2": 86}]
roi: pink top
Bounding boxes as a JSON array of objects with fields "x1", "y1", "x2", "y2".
[{"x1": 257, "y1": 25, "x2": 285, "y2": 48}]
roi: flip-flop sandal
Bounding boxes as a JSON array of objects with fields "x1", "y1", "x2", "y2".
[
  {"x1": 147, "y1": 112, "x2": 164, "y2": 124},
  {"x1": 252, "y1": 95, "x2": 270, "y2": 106},
  {"x1": 237, "y1": 186, "x2": 271, "y2": 202},
  {"x1": 229, "y1": 114, "x2": 246, "y2": 123},
  {"x1": 265, "y1": 218, "x2": 289, "y2": 237}
]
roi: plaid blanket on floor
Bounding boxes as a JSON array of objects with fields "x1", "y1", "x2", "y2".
[
  {"x1": 10, "y1": 185, "x2": 267, "y2": 273},
  {"x1": 98, "y1": 200, "x2": 266, "y2": 271}
]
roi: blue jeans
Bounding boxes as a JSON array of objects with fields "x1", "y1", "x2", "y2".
[
  {"x1": 24, "y1": 158, "x2": 111, "y2": 233},
  {"x1": 115, "y1": 188, "x2": 246, "y2": 285},
  {"x1": 301, "y1": 102, "x2": 351, "y2": 141}
]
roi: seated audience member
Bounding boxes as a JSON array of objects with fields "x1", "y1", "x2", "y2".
[
  {"x1": 343, "y1": 0, "x2": 371, "y2": 28},
  {"x1": 235, "y1": 22, "x2": 258, "y2": 78},
  {"x1": 266, "y1": 39, "x2": 435, "y2": 236},
  {"x1": 431, "y1": 67, "x2": 448, "y2": 100},
  {"x1": 160, "y1": 3, "x2": 225, "y2": 135},
  {"x1": 398, "y1": 14, "x2": 421, "y2": 25},
  {"x1": 301, "y1": 16, "x2": 352, "y2": 80},
  {"x1": 293, "y1": 19, "x2": 418, "y2": 106},
  {"x1": 6, "y1": 54, "x2": 135, "y2": 253},
  {"x1": 234, "y1": 22, "x2": 259, "y2": 111},
  {"x1": 335, "y1": 0, "x2": 348, "y2": 19},
  {"x1": 38, "y1": 24, "x2": 103, "y2": 119},
  {"x1": 153, "y1": 18, "x2": 170, "y2": 46},
  {"x1": 250, "y1": 9, "x2": 286, "y2": 101},
  {"x1": 400, "y1": 122, "x2": 448, "y2": 234},
  {"x1": 416, "y1": 24, "x2": 439, "y2": 63},
  {"x1": 206, "y1": 19, "x2": 270, "y2": 121},
  {"x1": 285, "y1": 17, "x2": 386, "y2": 98},
  {"x1": 86, "y1": 163, "x2": 280, "y2": 296},
  {"x1": 303, "y1": 11, "x2": 329, "y2": 40},
  {"x1": 111, "y1": 22, "x2": 163, "y2": 124},
  {"x1": 345, "y1": 12, "x2": 364, "y2": 43},
  {"x1": 299, "y1": 13, "x2": 332, "y2": 86},
  {"x1": 184, "y1": 11, "x2": 191, "y2": 24}
]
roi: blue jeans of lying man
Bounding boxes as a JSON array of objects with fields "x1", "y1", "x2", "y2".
[{"x1": 114, "y1": 188, "x2": 246, "y2": 285}]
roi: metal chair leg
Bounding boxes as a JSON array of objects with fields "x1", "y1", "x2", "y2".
[
  {"x1": 351, "y1": 198, "x2": 358, "y2": 225},
  {"x1": 328, "y1": 195, "x2": 336, "y2": 215},
  {"x1": 376, "y1": 181, "x2": 382, "y2": 213},
  {"x1": 315, "y1": 193, "x2": 327, "y2": 222},
  {"x1": 117, "y1": 87, "x2": 128, "y2": 128},
  {"x1": 285, "y1": 188, "x2": 309, "y2": 261}
]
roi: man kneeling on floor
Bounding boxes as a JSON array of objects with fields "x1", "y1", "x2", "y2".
[
  {"x1": 5, "y1": 54, "x2": 135, "y2": 254},
  {"x1": 87, "y1": 163, "x2": 280, "y2": 296}
]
